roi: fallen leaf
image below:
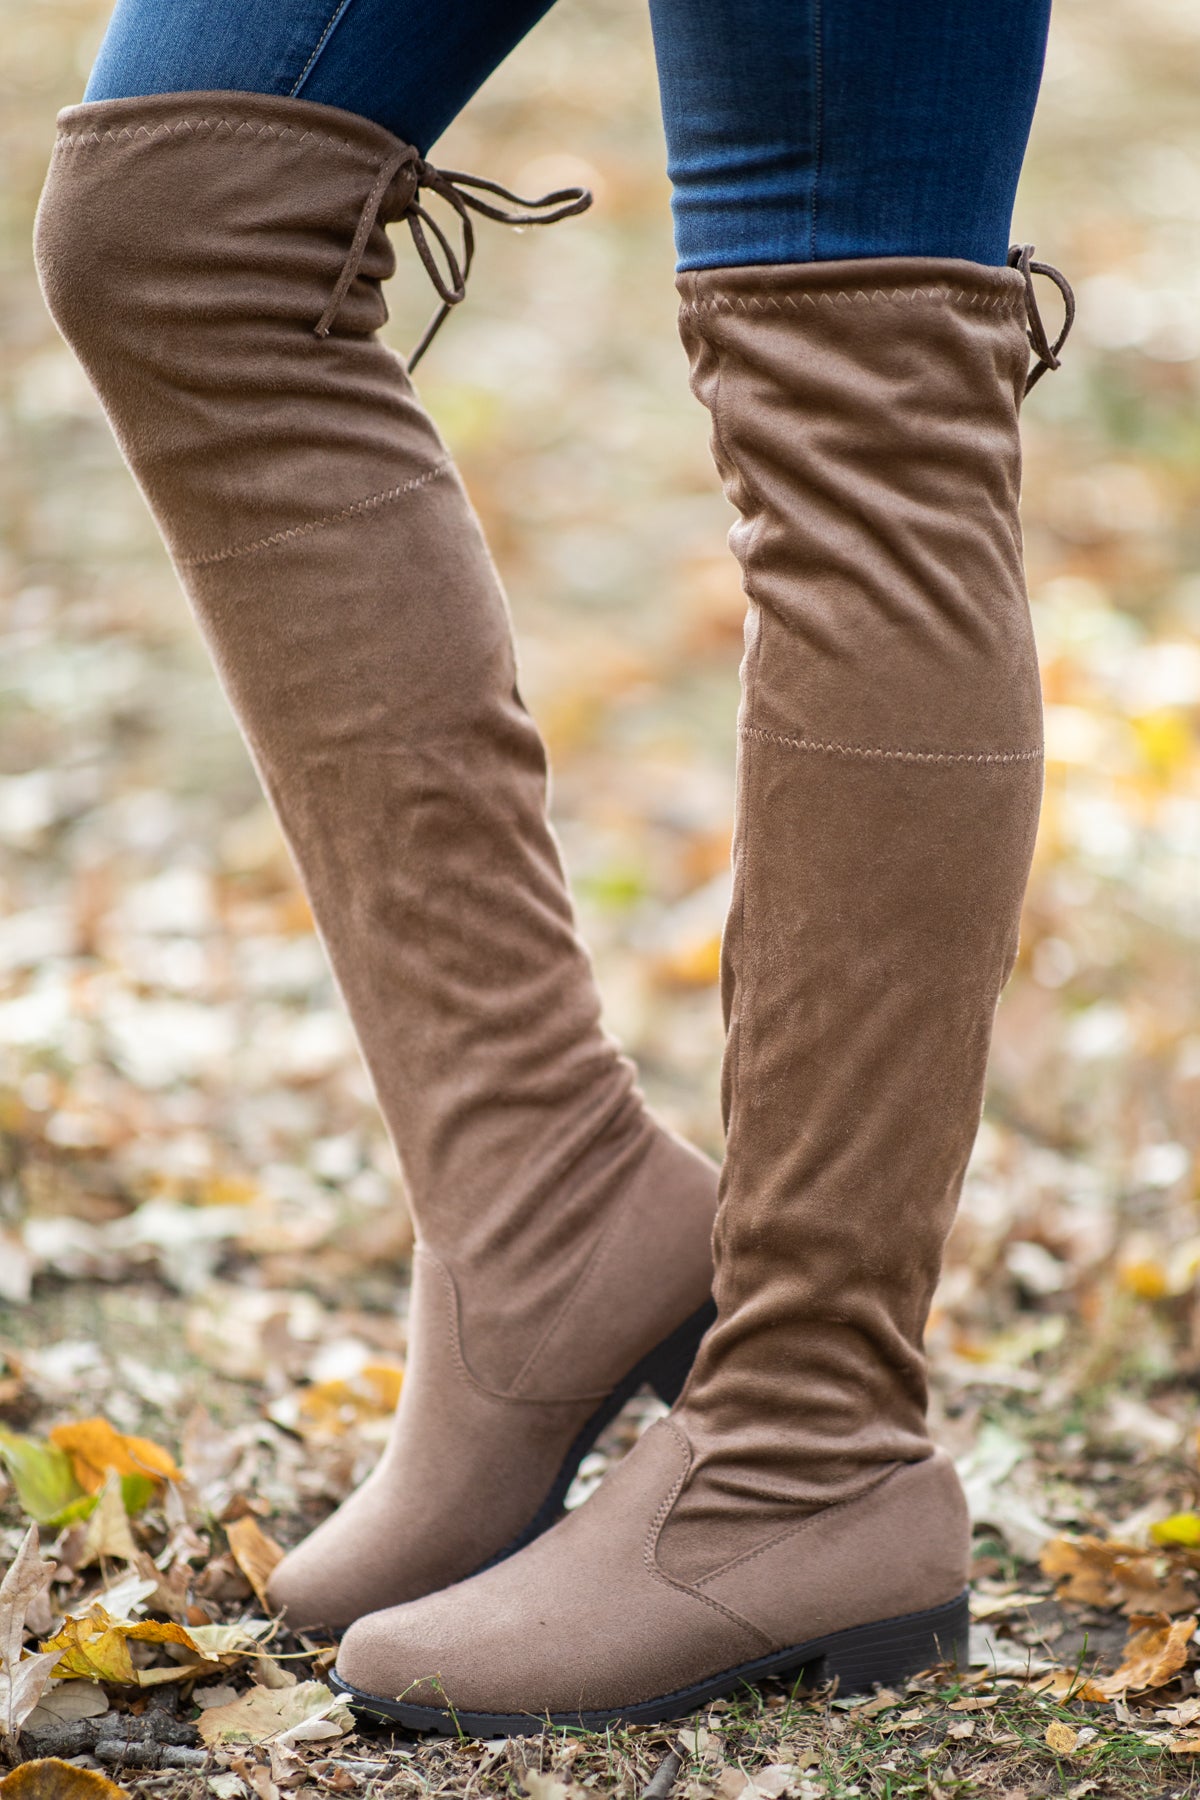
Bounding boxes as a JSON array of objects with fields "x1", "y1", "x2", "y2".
[
  {"x1": 77, "y1": 1476, "x2": 137, "y2": 1568},
  {"x1": 47, "y1": 1420, "x2": 179, "y2": 1497},
  {"x1": 1152, "y1": 1514, "x2": 1200, "y2": 1548},
  {"x1": 196, "y1": 1679, "x2": 352, "y2": 1748},
  {"x1": 0, "y1": 1430, "x2": 90, "y2": 1530},
  {"x1": 1046, "y1": 1721, "x2": 1080, "y2": 1756},
  {"x1": 0, "y1": 1526, "x2": 58, "y2": 1736},
  {"x1": 1158, "y1": 1696, "x2": 1200, "y2": 1726},
  {"x1": 226, "y1": 1517, "x2": 283, "y2": 1610},
  {"x1": 250, "y1": 1652, "x2": 296, "y2": 1689},
  {"x1": 39, "y1": 1610, "x2": 197, "y2": 1685},
  {"x1": 522, "y1": 1774, "x2": 573, "y2": 1800},
  {"x1": 1035, "y1": 1671, "x2": 1109, "y2": 1703},
  {"x1": 0, "y1": 1762, "x2": 130, "y2": 1797},
  {"x1": 1098, "y1": 1614, "x2": 1197, "y2": 1697},
  {"x1": 749, "y1": 1767, "x2": 795, "y2": 1798},
  {"x1": 716, "y1": 1771, "x2": 750, "y2": 1800},
  {"x1": 287, "y1": 1364, "x2": 404, "y2": 1439},
  {"x1": 186, "y1": 1620, "x2": 272, "y2": 1660},
  {"x1": 22, "y1": 1682, "x2": 110, "y2": 1731},
  {"x1": 1040, "y1": 1535, "x2": 1194, "y2": 1616}
]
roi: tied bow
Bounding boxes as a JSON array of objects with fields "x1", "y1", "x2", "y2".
[
  {"x1": 315, "y1": 142, "x2": 592, "y2": 369},
  {"x1": 1008, "y1": 243, "x2": 1075, "y2": 393}
]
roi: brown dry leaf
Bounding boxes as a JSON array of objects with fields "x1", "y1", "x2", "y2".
[
  {"x1": 1046, "y1": 1721, "x2": 1080, "y2": 1756},
  {"x1": 1041, "y1": 1535, "x2": 1195, "y2": 1617},
  {"x1": 47, "y1": 1422, "x2": 179, "y2": 1496},
  {"x1": 1041, "y1": 1537, "x2": 1121, "y2": 1607},
  {"x1": 39, "y1": 1610, "x2": 198, "y2": 1685},
  {"x1": 522, "y1": 1777, "x2": 585, "y2": 1800},
  {"x1": 715, "y1": 1771, "x2": 750, "y2": 1800},
  {"x1": 1035, "y1": 1670, "x2": 1110, "y2": 1703},
  {"x1": 0, "y1": 1763, "x2": 131, "y2": 1798},
  {"x1": 226, "y1": 1516, "x2": 284, "y2": 1609},
  {"x1": 197, "y1": 1678, "x2": 352, "y2": 1747},
  {"x1": 23, "y1": 1683, "x2": 110, "y2": 1732},
  {"x1": 1098, "y1": 1613, "x2": 1197, "y2": 1697},
  {"x1": 76, "y1": 1476, "x2": 137, "y2": 1569},
  {"x1": 748, "y1": 1768, "x2": 795, "y2": 1798},
  {"x1": 1158, "y1": 1696, "x2": 1200, "y2": 1727},
  {"x1": 1170, "y1": 1734, "x2": 1200, "y2": 1755},
  {"x1": 0, "y1": 1526, "x2": 58, "y2": 1737}
]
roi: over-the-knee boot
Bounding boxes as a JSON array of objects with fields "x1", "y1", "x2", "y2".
[
  {"x1": 33, "y1": 92, "x2": 720, "y2": 1629},
  {"x1": 328, "y1": 251, "x2": 1070, "y2": 1729}
]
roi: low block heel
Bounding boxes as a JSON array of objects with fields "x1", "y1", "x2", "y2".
[
  {"x1": 808, "y1": 1592, "x2": 970, "y2": 1695},
  {"x1": 644, "y1": 1298, "x2": 717, "y2": 1406}
]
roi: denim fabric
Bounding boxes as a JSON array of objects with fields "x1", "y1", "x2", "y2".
[{"x1": 84, "y1": 0, "x2": 1051, "y2": 271}]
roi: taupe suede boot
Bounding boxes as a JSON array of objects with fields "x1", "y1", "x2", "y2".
[
  {"x1": 33, "y1": 92, "x2": 720, "y2": 1630},
  {"x1": 328, "y1": 252, "x2": 1072, "y2": 1729}
]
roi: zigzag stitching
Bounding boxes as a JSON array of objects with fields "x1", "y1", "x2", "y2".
[
  {"x1": 741, "y1": 724, "x2": 1043, "y2": 766},
  {"x1": 680, "y1": 289, "x2": 1021, "y2": 316},
  {"x1": 175, "y1": 463, "x2": 449, "y2": 567},
  {"x1": 54, "y1": 116, "x2": 379, "y2": 163}
]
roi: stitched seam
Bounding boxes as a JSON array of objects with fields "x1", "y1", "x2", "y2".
[
  {"x1": 697, "y1": 1462, "x2": 937, "y2": 1586},
  {"x1": 645, "y1": 1422, "x2": 775, "y2": 1650},
  {"x1": 175, "y1": 465, "x2": 449, "y2": 567},
  {"x1": 679, "y1": 290, "x2": 1022, "y2": 316},
  {"x1": 54, "y1": 117, "x2": 382, "y2": 163},
  {"x1": 509, "y1": 1109, "x2": 652, "y2": 1399},
  {"x1": 418, "y1": 1247, "x2": 610, "y2": 1408},
  {"x1": 742, "y1": 724, "x2": 1043, "y2": 765},
  {"x1": 695, "y1": 1465, "x2": 902, "y2": 1588},
  {"x1": 289, "y1": 0, "x2": 355, "y2": 96}
]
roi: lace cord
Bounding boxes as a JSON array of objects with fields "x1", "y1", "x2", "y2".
[
  {"x1": 1008, "y1": 243, "x2": 1076, "y2": 394},
  {"x1": 315, "y1": 147, "x2": 592, "y2": 369}
]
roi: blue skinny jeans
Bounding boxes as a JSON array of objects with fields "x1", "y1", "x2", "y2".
[{"x1": 84, "y1": 0, "x2": 1052, "y2": 273}]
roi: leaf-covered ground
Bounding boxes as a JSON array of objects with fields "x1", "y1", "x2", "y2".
[{"x1": 2, "y1": 0, "x2": 1200, "y2": 1794}]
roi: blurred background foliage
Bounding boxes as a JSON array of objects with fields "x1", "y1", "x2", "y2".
[{"x1": 0, "y1": 0, "x2": 1198, "y2": 1532}]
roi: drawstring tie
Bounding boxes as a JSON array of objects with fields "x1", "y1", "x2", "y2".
[
  {"x1": 1008, "y1": 244, "x2": 1075, "y2": 393},
  {"x1": 315, "y1": 142, "x2": 592, "y2": 370}
]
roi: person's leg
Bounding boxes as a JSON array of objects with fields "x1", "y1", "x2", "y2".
[
  {"x1": 84, "y1": 0, "x2": 557, "y2": 153},
  {"x1": 651, "y1": 0, "x2": 1051, "y2": 269},
  {"x1": 35, "y1": 2, "x2": 721, "y2": 1632},
  {"x1": 326, "y1": 0, "x2": 1070, "y2": 1732}
]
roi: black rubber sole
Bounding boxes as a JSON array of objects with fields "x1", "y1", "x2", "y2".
[
  {"x1": 471, "y1": 1297, "x2": 718, "y2": 1577},
  {"x1": 331, "y1": 1590, "x2": 970, "y2": 1736}
]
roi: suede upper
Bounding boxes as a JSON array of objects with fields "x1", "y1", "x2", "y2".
[{"x1": 34, "y1": 90, "x2": 719, "y2": 1627}]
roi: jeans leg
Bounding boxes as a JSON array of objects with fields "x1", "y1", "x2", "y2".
[
  {"x1": 649, "y1": 0, "x2": 1053, "y2": 269},
  {"x1": 84, "y1": 0, "x2": 559, "y2": 152}
]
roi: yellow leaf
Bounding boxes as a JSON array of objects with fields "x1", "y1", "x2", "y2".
[
  {"x1": 294, "y1": 1364, "x2": 404, "y2": 1438},
  {"x1": 1045, "y1": 1721, "x2": 1079, "y2": 1756},
  {"x1": 1098, "y1": 1613, "x2": 1197, "y2": 1697},
  {"x1": 0, "y1": 1760, "x2": 131, "y2": 1797},
  {"x1": 226, "y1": 1517, "x2": 284, "y2": 1609},
  {"x1": 1152, "y1": 1514, "x2": 1200, "y2": 1549},
  {"x1": 40, "y1": 1611, "x2": 197, "y2": 1685},
  {"x1": 47, "y1": 1422, "x2": 179, "y2": 1497},
  {"x1": 1117, "y1": 1257, "x2": 1170, "y2": 1301}
]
